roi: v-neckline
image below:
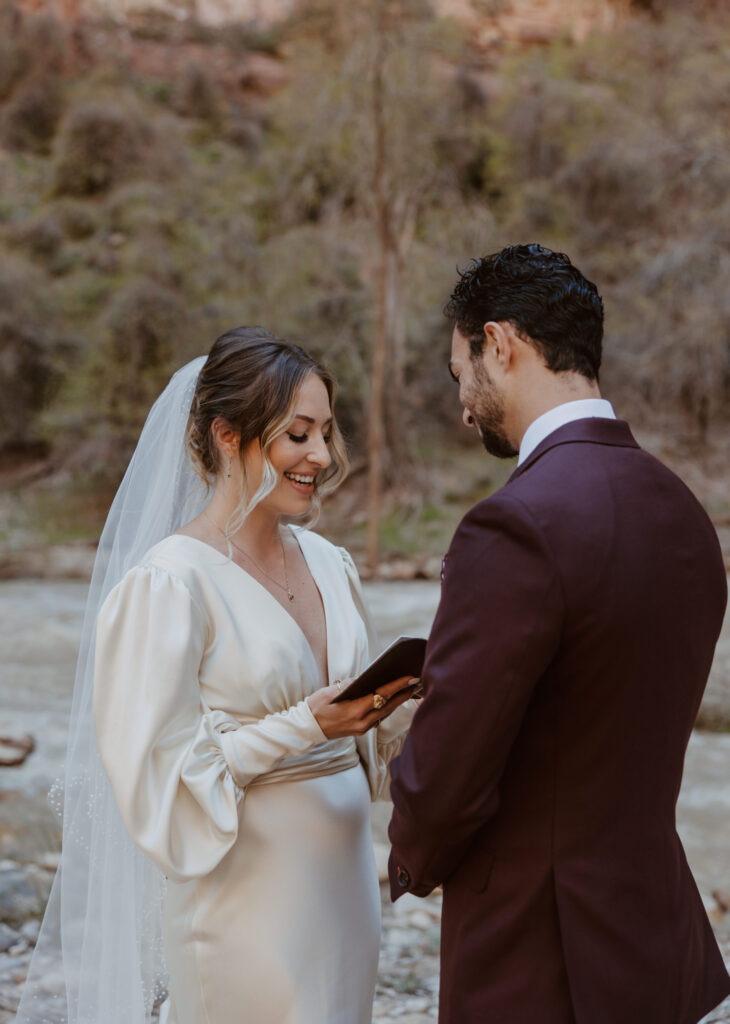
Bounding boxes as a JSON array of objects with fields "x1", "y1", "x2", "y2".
[{"x1": 169, "y1": 529, "x2": 331, "y2": 686}]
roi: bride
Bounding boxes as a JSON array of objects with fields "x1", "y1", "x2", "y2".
[{"x1": 14, "y1": 327, "x2": 418, "y2": 1024}]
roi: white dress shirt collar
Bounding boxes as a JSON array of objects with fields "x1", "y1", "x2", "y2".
[{"x1": 518, "y1": 399, "x2": 616, "y2": 466}]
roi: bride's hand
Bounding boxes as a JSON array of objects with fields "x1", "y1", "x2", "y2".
[{"x1": 307, "y1": 676, "x2": 418, "y2": 740}]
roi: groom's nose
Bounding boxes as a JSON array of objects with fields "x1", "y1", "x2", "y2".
[{"x1": 463, "y1": 408, "x2": 475, "y2": 428}]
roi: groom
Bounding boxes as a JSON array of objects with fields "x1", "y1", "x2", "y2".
[{"x1": 387, "y1": 244, "x2": 729, "y2": 1024}]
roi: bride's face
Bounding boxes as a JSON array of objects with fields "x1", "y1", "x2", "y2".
[{"x1": 242, "y1": 372, "x2": 334, "y2": 518}]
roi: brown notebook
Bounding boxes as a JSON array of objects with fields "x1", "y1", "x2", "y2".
[{"x1": 331, "y1": 635, "x2": 427, "y2": 703}]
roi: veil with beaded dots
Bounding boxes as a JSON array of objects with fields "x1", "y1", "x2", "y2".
[{"x1": 14, "y1": 357, "x2": 209, "y2": 1024}]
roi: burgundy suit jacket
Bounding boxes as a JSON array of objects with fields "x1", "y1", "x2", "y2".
[{"x1": 388, "y1": 418, "x2": 729, "y2": 1024}]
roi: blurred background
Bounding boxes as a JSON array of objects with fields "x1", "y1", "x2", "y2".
[
  {"x1": 0, "y1": 0, "x2": 728, "y2": 574},
  {"x1": 0, "y1": 1, "x2": 729, "y2": 1020}
]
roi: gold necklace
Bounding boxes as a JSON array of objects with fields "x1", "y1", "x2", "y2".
[{"x1": 203, "y1": 511, "x2": 295, "y2": 601}]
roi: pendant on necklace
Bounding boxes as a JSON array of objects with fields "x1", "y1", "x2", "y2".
[{"x1": 288, "y1": 591, "x2": 295, "y2": 602}]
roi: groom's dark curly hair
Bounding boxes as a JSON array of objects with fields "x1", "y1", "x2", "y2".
[{"x1": 444, "y1": 243, "x2": 604, "y2": 382}]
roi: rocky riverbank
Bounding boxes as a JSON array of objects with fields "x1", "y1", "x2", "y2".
[
  {"x1": 0, "y1": 578, "x2": 728, "y2": 1023},
  {"x1": 0, "y1": 850, "x2": 727, "y2": 1023}
]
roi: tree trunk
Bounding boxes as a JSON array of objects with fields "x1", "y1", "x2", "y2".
[
  {"x1": 382, "y1": 244, "x2": 401, "y2": 477},
  {"x1": 366, "y1": 0, "x2": 389, "y2": 572},
  {"x1": 391, "y1": 196, "x2": 416, "y2": 403},
  {"x1": 383, "y1": 197, "x2": 416, "y2": 475}
]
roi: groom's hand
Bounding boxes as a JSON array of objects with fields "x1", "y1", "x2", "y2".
[{"x1": 307, "y1": 676, "x2": 418, "y2": 740}]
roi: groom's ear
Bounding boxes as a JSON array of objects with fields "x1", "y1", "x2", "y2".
[{"x1": 483, "y1": 321, "x2": 515, "y2": 375}]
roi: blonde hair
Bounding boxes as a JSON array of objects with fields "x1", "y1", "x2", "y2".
[{"x1": 186, "y1": 326, "x2": 348, "y2": 531}]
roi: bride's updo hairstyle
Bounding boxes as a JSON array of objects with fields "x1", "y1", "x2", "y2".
[{"x1": 186, "y1": 326, "x2": 348, "y2": 530}]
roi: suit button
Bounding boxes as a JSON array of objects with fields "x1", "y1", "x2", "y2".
[{"x1": 396, "y1": 866, "x2": 410, "y2": 888}]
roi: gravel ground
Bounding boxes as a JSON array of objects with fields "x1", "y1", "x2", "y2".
[
  {"x1": 0, "y1": 578, "x2": 728, "y2": 1023},
  {"x1": 0, "y1": 882, "x2": 727, "y2": 1023}
]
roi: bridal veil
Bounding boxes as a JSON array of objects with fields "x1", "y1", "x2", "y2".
[{"x1": 15, "y1": 357, "x2": 208, "y2": 1023}]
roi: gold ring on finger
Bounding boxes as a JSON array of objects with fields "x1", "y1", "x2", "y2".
[{"x1": 372, "y1": 693, "x2": 387, "y2": 711}]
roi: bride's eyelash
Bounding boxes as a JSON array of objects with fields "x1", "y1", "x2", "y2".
[{"x1": 287, "y1": 431, "x2": 333, "y2": 444}]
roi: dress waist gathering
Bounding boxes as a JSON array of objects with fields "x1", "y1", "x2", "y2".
[{"x1": 228, "y1": 711, "x2": 361, "y2": 788}]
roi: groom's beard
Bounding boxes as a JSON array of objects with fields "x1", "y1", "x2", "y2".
[{"x1": 470, "y1": 364, "x2": 519, "y2": 460}]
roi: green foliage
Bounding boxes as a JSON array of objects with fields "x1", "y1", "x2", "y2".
[
  {"x1": 55, "y1": 200, "x2": 98, "y2": 240},
  {"x1": 126, "y1": 8, "x2": 282, "y2": 55},
  {"x1": 483, "y1": 13, "x2": 730, "y2": 431},
  {"x1": 267, "y1": 0, "x2": 458, "y2": 231},
  {"x1": 221, "y1": 23, "x2": 282, "y2": 57},
  {"x1": 0, "y1": 317, "x2": 59, "y2": 450},
  {"x1": 0, "y1": 39, "x2": 28, "y2": 103},
  {"x1": 12, "y1": 215, "x2": 64, "y2": 265},
  {"x1": 173, "y1": 63, "x2": 227, "y2": 130},
  {"x1": 2, "y1": 75, "x2": 64, "y2": 154},
  {"x1": 0, "y1": 1, "x2": 727, "y2": 488},
  {"x1": 53, "y1": 101, "x2": 150, "y2": 196},
  {"x1": 247, "y1": 224, "x2": 371, "y2": 439},
  {"x1": 22, "y1": 10, "x2": 70, "y2": 75},
  {"x1": 5, "y1": 476, "x2": 119, "y2": 545},
  {"x1": 0, "y1": 256, "x2": 61, "y2": 453},
  {"x1": 106, "y1": 182, "x2": 179, "y2": 238},
  {"x1": 0, "y1": 3, "x2": 27, "y2": 100},
  {"x1": 89, "y1": 280, "x2": 193, "y2": 429},
  {"x1": 0, "y1": 6, "x2": 69, "y2": 107}
]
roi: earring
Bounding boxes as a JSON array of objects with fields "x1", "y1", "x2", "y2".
[{"x1": 227, "y1": 457, "x2": 231, "y2": 480}]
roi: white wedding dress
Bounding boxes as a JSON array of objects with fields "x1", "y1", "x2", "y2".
[{"x1": 93, "y1": 526, "x2": 413, "y2": 1024}]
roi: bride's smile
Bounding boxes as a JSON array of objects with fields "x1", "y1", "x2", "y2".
[{"x1": 244, "y1": 370, "x2": 334, "y2": 517}]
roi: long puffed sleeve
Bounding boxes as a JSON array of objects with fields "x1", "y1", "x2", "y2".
[
  {"x1": 94, "y1": 565, "x2": 327, "y2": 882},
  {"x1": 337, "y1": 548, "x2": 419, "y2": 801}
]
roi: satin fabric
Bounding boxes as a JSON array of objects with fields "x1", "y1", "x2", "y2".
[{"x1": 94, "y1": 527, "x2": 414, "y2": 1024}]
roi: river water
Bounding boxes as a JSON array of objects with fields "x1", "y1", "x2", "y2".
[{"x1": 0, "y1": 578, "x2": 728, "y2": 911}]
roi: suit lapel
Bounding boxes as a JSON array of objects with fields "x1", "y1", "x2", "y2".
[{"x1": 508, "y1": 418, "x2": 640, "y2": 484}]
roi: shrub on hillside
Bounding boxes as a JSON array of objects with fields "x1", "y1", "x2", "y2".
[
  {"x1": 220, "y1": 22, "x2": 282, "y2": 57},
  {"x1": 637, "y1": 243, "x2": 730, "y2": 434},
  {"x1": 106, "y1": 182, "x2": 178, "y2": 238},
  {"x1": 55, "y1": 201, "x2": 98, "y2": 240},
  {"x1": 104, "y1": 281, "x2": 185, "y2": 364},
  {"x1": 12, "y1": 216, "x2": 64, "y2": 264},
  {"x1": 0, "y1": 37, "x2": 28, "y2": 102},
  {"x1": 227, "y1": 114, "x2": 263, "y2": 151},
  {"x1": 0, "y1": 316, "x2": 59, "y2": 452},
  {"x1": 173, "y1": 63, "x2": 227, "y2": 130},
  {"x1": 0, "y1": 8, "x2": 68, "y2": 104},
  {"x1": 22, "y1": 11, "x2": 69, "y2": 76},
  {"x1": 555, "y1": 138, "x2": 665, "y2": 235},
  {"x1": 53, "y1": 102, "x2": 149, "y2": 197},
  {"x1": 87, "y1": 282, "x2": 194, "y2": 455},
  {"x1": 0, "y1": 1, "x2": 22, "y2": 36},
  {"x1": 2, "y1": 75, "x2": 64, "y2": 154},
  {"x1": 0, "y1": 252, "x2": 51, "y2": 320},
  {"x1": 477, "y1": 13, "x2": 730, "y2": 439}
]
